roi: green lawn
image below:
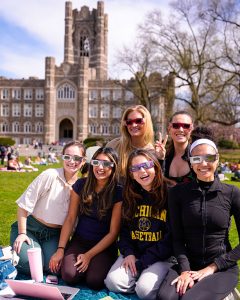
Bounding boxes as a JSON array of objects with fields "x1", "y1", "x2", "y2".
[{"x1": 0, "y1": 164, "x2": 240, "y2": 289}]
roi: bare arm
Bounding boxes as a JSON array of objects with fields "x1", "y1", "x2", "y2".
[
  {"x1": 49, "y1": 190, "x2": 80, "y2": 272},
  {"x1": 75, "y1": 201, "x2": 122, "y2": 273},
  {"x1": 13, "y1": 207, "x2": 31, "y2": 254}
]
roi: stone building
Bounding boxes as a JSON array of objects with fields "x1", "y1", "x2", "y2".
[{"x1": 0, "y1": 1, "x2": 174, "y2": 145}]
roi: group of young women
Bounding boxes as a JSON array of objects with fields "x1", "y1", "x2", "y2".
[{"x1": 10, "y1": 105, "x2": 240, "y2": 300}]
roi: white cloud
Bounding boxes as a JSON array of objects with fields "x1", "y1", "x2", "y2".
[{"x1": 0, "y1": 0, "x2": 170, "y2": 79}]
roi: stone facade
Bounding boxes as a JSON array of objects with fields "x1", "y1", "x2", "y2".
[{"x1": 0, "y1": 1, "x2": 174, "y2": 145}]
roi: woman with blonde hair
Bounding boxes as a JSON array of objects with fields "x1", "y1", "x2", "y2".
[{"x1": 107, "y1": 105, "x2": 166, "y2": 178}]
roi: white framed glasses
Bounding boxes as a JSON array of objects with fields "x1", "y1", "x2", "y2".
[
  {"x1": 91, "y1": 159, "x2": 114, "y2": 168},
  {"x1": 190, "y1": 154, "x2": 218, "y2": 164},
  {"x1": 62, "y1": 154, "x2": 84, "y2": 163},
  {"x1": 129, "y1": 161, "x2": 154, "y2": 172}
]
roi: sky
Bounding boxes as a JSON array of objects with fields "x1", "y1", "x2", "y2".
[{"x1": 0, "y1": 0, "x2": 171, "y2": 80}]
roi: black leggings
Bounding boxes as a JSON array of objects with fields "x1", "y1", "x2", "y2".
[
  {"x1": 61, "y1": 235, "x2": 117, "y2": 290},
  {"x1": 157, "y1": 264, "x2": 239, "y2": 300}
]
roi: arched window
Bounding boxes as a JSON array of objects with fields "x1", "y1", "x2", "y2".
[
  {"x1": 0, "y1": 121, "x2": 9, "y2": 132},
  {"x1": 35, "y1": 122, "x2": 43, "y2": 133},
  {"x1": 24, "y1": 122, "x2": 32, "y2": 133},
  {"x1": 12, "y1": 122, "x2": 20, "y2": 133},
  {"x1": 112, "y1": 123, "x2": 120, "y2": 135},
  {"x1": 89, "y1": 123, "x2": 98, "y2": 135},
  {"x1": 100, "y1": 123, "x2": 109, "y2": 135},
  {"x1": 57, "y1": 83, "x2": 76, "y2": 101}
]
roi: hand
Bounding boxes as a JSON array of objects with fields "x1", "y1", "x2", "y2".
[
  {"x1": 189, "y1": 263, "x2": 217, "y2": 281},
  {"x1": 74, "y1": 253, "x2": 91, "y2": 273},
  {"x1": 49, "y1": 249, "x2": 64, "y2": 273},
  {"x1": 13, "y1": 234, "x2": 31, "y2": 254},
  {"x1": 121, "y1": 255, "x2": 137, "y2": 277},
  {"x1": 171, "y1": 271, "x2": 195, "y2": 296},
  {"x1": 155, "y1": 132, "x2": 168, "y2": 160}
]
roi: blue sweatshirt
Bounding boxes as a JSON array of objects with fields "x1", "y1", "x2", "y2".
[{"x1": 118, "y1": 188, "x2": 173, "y2": 271}]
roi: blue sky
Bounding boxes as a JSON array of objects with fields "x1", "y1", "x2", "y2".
[{"x1": 0, "y1": 0, "x2": 170, "y2": 79}]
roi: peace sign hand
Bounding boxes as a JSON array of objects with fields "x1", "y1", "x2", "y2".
[{"x1": 155, "y1": 132, "x2": 168, "y2": 160}]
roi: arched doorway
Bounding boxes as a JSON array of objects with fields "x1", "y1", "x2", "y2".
[{"x1": 59, "y1": 119, "x2": 73, "y2": 143}]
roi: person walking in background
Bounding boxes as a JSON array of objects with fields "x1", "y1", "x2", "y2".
[
  {"x1": 49, "y1": 147, "x2": 122, "y2": 290},
  {"x1": 157, "y1": 138, "x2": 240, "y2": 300},
  {"x1": 10, "y1": 141, "x2": 86, "y2": 275},
  {"x1": 105, "y1": 149, "x2": 172, "y2": 299}
]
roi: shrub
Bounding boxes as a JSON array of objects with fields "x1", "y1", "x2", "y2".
[
  {"x1": 83, "y1": 137, "x2": 105, "y2": 148},
  {"x1": 218, "y1": 138, "x2": 239, "y2": 149},
  {"x1": 0, "y1": 136, "x2": 15, "y2": 146}
]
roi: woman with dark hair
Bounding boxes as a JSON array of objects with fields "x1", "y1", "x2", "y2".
[
  {"x1": 105, "y1": 149, "x2": 172, "y2": 299},
  {"x1": 163, "y1": 111, "x2": 194, "y2": 185},
  {"x1": 157, "y1": 139, "x2": 240, "y2": 300},
  {"x1": 10, "y1": 141, "x2": 86, "y2": 275},
  {"x1": 49, "y1": 147, "x2": 122, "y2": 290}
]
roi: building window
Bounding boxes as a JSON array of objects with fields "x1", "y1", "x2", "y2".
[
  {"x1": 12, "y1": 103, "x2": 21, "y2": 117},
  {"x1": 89, "y1": 104, "x2": 98, "y2": 118},
  {"x1": 89, "y1": 123, "x2": 98, "y2": 135},
  {"x1": 0, "y1": 121, "x2": 9, "y2": 132},
  {"x1": 113, "y1": 90, "x2": 122, "y2": 101},
  {"x1": 101, "y1": 90, "x2": 110, "y2": 101},
  {"x1": 1, "y1": 88, "x2": 9, "y2": 100},
  {"x1": 100, "y1": 123, "x2": 109, "y2": 135},
  {"x1": 36, "y1": 88, "x2": 44, "y2": 100},
  {"x1": 24, "y1": 122, "x2": 32, "y2": 133},
  {"x1": 125, "y1": 90, "x2": 134, "y2": 101},
  {"x1": 23, "y1": 137, "x2": 32, "y2": 145},
  {"x1": 12, "y1": 122, "x2": 20, "y2": 133},
  {"x1": 24, "y1": 104, "x2": 32, "y2": 117},
  {"x1": 1, "y1": 104, "x2": 9, "y2": 116},
  {"x1": 100, "y1": 104, "x2": 110, "y2": 118},
  {"x1": 112, "y1": 123, "x2": 120, "y2": 135},
  {"x1": 35, "y1": 104, "x2": 44, "y2": 117},
  {"x1": 12, "y1": 89, "x2": 21, "y2": 100},
  {"x1": 112, "y1": 107, "x2": 122, "y2": 118},
  {"x1": 57, "y1": 83, "x2": 76, "y2": 100},
  {"x1": 89, "y1": 90, "x2": 98, "y2": 101},
  {"x1": 35, "y1": 122, "x2": 43, "y2": 133},
  {"x1": 24, "y1": 89, "x2": 33, "y2": 100}
]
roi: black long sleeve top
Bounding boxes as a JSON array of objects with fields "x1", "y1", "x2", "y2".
[{"x1": 168, "y1": 177, "x2": 240, "y2": 273}]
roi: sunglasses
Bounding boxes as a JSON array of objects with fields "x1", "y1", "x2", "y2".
[
  {"x1": 129, "y1": 161, "x2": 154, "y2": 172},
  {"x1": 91, "y1": 159, "x2": 114, "y2": 168},
  {"x1": 62, "y1": 154, "x2": 84, "y2": 162},
  {"x1": 171, "y1": 123, "x2": 191, "y2": 129},
  {"x1": 125, "y1": 118, "x2": 145, "y2": 126},
  {"x1": 190, "y1": 154, "x2": 218, "y2": 164}
]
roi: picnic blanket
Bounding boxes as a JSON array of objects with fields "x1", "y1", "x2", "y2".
[{"x1": 16, "y1": 273, "x2": 140, "y2": 300}]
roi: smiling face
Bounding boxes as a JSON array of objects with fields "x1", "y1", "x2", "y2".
[
  {"x1": 130, "y1": 155, "x2": 155, "y2": 191},
  {"x1": 125, "y1": 110, "x2": 146, "y2": 138},
  {"x1": 190, "y1": 144, "x2": 219, "y2": 182},
  {"x1": 168, "y1": 114, "x2": 193, "y2": 145},
  {"x1": 63, "y1": 145, "x2": 85, "y2": 176},
  {"x1": 92, "y1": 153, "x2": 113, "y2": 184}
]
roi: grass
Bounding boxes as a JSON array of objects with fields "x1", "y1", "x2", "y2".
[{"x1": 0, "y1": 161, "x2": 240, "y2": 289}]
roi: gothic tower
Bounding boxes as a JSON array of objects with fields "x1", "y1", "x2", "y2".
[{"x1": 64, "y1": 1, "x2": 108, "y2": 80}]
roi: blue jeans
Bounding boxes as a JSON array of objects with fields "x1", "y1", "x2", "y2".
[{"x1": 10, "y1": 215, "x2": 61, "y2": 275}]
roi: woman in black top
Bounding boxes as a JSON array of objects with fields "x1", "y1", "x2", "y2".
[{"x1": 158, "y1": 138, "x2": 240, "y2": 300}]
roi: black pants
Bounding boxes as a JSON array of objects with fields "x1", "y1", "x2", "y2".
[
  {"x1": 61, "y1": 235, "x2": 117, "y2": 290},
  {"x1": 157, "y1": 264, "x2": 238, "y2": 300}
]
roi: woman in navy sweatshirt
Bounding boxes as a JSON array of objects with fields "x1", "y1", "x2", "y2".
[{"x1": 105, "y1": 149, "x2": 172, "y2": 299}]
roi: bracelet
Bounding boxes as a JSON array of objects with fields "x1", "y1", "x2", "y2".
[
  {"x1": 18, "y1": 233, "x2": 26, "y2": 236},
  {"x1": 57, "y1": 246, "x2": 65, "y2": 250}
]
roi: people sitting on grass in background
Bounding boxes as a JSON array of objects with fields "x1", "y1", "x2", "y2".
[
  {"x1": 10, "y1": 141, "x2": 86, "y2": 275},
  {"x1": 105, "y1": 149, "x2": 172, "y2": 300},
  {"x1": 157, "y1": 138, "x2": 240, "y2": 300},
  {"x1": 49, "y1": 147, "x2": 122, "y2": 290},
  {"x1": 7, "y1": 155, "x2": 22, "y2": 171}
]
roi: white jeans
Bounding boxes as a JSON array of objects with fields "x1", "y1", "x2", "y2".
[{"x1": 104, "y1": 255, "x2": 171, "y2": 300}]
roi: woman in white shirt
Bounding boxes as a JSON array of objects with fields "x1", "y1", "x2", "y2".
[{"x1": 10, "y1": 141, "x2": 86, "y2": 275}]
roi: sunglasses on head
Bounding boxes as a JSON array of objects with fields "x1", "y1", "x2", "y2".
[
  {"x1": 129, "y1": 161, "x2": 154, "y2": 172},
  {"x1": 62, "y1": 154, "x2": 84, "y2": 162},
  {"x1": 190, "y1": 154, "x2": 218, "y2": 164},
  {"x1": 171, "y1": 123, "x2": 191, "y2": 129},
  {"x1": 125, "y1": 118, "x2": 145, "y2": 126},
  {"x1": 91, "y1": 159, "x2": 114, "y2": 168}
]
